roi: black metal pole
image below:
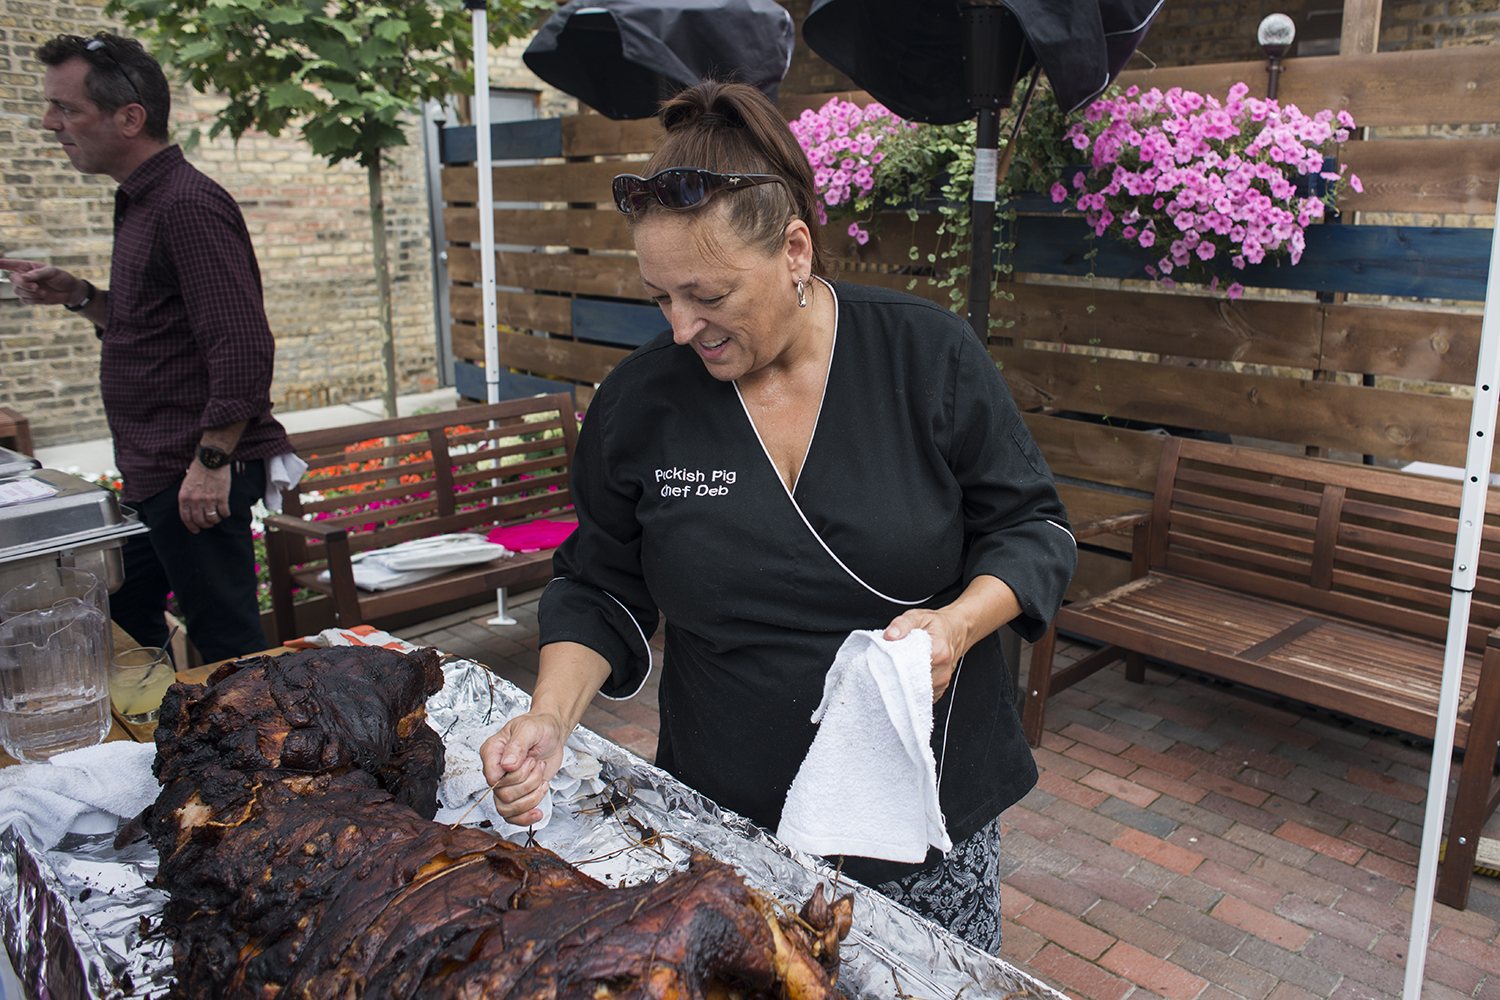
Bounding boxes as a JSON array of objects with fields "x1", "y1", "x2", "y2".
[
  {"x1": 959, "y1": 0, "x2": 1026, "y2": 343},
  {"x1": 966, "y1": 107, "x2": 1001, "y2": 342}
]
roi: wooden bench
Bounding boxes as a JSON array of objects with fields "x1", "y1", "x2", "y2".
[
  {"x1": 264, "y1": 393, "x2": 577, "y2": 643},
  {"x1": 0, "y1": 406, "x2": 32, "y2": 455},
  {"x1": 1024, "y1": 436, "x2": 1500, "y2": 909}
]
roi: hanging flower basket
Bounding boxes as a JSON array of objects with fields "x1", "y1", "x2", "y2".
[
  {"x1": 789, "y1": 96, "x2": 972, "y2": 245},
  {"x1": 1054, "y1": 82, "x2": 1362, "y2": 299}
]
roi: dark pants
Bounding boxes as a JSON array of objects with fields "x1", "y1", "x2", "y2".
[{"x1": 111, "y1": 460, "x2": 269, "y2": 663}]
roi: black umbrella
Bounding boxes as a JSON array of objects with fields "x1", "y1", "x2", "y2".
[
  {"x1": 523, "y1": 0, "x2": 795, "y2": 121},
  {"x1": 803, "y1": 0, "x2": 1163, "y2": 338}
]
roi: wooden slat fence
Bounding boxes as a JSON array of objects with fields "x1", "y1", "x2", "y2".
[{"x1": 439, "y1": 44, "x2": 1500, "y2": 598}]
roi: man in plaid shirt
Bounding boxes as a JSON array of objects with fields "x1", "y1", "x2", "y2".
[{"x1": 1, "y1": 33, "x2": 291, "y2": 662}]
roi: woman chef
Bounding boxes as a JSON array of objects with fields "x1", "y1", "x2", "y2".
[{"x1": 481, "y1": 80, "x2": 1076, "y2": 951}]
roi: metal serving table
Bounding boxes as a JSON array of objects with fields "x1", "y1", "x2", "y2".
[{"x1": 0, "y1": 654, "x2": 1067, "y2": 1000}]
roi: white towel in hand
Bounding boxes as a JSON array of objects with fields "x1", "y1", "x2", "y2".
[
  {"x1": 264, "y1": 451, "x2": 309, "y2": 514},
  {"x1": 0, "y1": 742, "x2": 158, "y2": 849},
  {"x1": 777, "y1": 629, "x2": 952, "y2": 864}
]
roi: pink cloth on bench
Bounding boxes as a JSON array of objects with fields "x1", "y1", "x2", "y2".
[{"x1": 485, "y1": 519, "x2": 577, "y2": 553}]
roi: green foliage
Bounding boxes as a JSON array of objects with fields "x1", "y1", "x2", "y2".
[
  {"x1": 106, "y1": 0, "x2": 551, "y2": 167},
  {"x1": 1002, "y1": 85, "x2": 1078, "y2": 200},
  {"x1": 821, "y1": 84, "x2": 1081, "y2": 325}
]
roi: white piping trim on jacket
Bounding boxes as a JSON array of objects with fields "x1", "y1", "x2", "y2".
[
  {"x1": 599, "y1": 590, "x2": 653, "y2": 700},
  {"x1": 1048, "y1": 519, "x2": 1078, "y2": 546},
  {"x1": 733, "y1": 277, "x2": 933, "y2": 608},
  {"x1": 935, "y1": 652, "x2": 963, "y2": 794},
  {"x1": 546, "y1": 576, "x2": 654, "y2": 702}
]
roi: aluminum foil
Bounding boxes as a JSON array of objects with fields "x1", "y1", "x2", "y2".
[{"x1": 0, "y1": 656, "x2": 1067, "y2": 1000}]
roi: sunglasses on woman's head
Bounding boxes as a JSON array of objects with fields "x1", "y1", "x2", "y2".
[{"x1": 612, "y1": 168, "x2": 787, "y2": 216}]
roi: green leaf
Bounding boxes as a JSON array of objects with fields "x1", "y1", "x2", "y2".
[
  {"x1": 261, "y1": 6, "x2": 306, "y2": 24},
  {"x1": 373, "y1": 17, "x2": 410, "y2": 40},
  {"x1": 177, "y1": 38, "x2": 226, "y2": 62},
  {"x1": 322, "y1": 81, "x2": 363, "y2": 104},
  {"x1": 266, "y1": 82, "x2": 320, "y2": 110},
  {"x1": 312, "y1": 15, "x2": 362, "y2": 43}
]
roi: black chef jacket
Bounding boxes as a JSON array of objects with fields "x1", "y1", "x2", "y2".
[{"x1": 540, "y1": 280, "x2": 1077, "y2": 885}]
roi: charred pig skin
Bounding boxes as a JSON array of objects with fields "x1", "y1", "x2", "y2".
[{"x1": 144, "y1": 645, "x2": 853, "y2": 1000}]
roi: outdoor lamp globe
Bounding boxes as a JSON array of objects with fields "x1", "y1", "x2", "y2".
[{"x1": 1257, "y1": 13, "x2": 1296, "y2": 57}]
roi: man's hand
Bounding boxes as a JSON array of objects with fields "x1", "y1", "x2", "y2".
[
  {"x1": 0, "y1": 259, "x2": 86, "y2": 308},
  {"x1": 179, "y1": 461, "x2": 232, "y2": 533}
]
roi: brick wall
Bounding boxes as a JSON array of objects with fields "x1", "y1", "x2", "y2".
[
  {"x1": 1141, "y1": 0, "x2": 1500, "y2": 66},
  {"x1": 1382, "y1": 0, "x2": 1500, "y2": 48},
  {"x1": 0, "y1": 6, "x2": 441, "y2": 451}
]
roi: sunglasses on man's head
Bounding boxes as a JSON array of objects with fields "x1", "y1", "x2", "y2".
[
  {"x1": 84, "y1": 37, "x2": 144, "y2": 105},
  {"x1": 612, "y1": 168, "x2": 787, "y2": 216}
]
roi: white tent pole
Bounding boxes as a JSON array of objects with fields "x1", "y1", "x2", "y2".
[
  {"x1": 469, "y1": 0, "x2": 500, "y2": 405},
  {"x1": 1403, "y1": 195, "x2": 1500, "y2": 999}
]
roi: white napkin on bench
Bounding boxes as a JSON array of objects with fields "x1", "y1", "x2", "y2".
[
  {"x1": 777, "y1": 629, "x2": 952, "y2": 864},
  {"x1": 0, "y1": 742, "x2": 158, "y2": 849},
  {"x1": 316, "y1": 534, "x2": 512, "y2": 591}
]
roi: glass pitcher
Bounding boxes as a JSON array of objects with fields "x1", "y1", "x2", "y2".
[{"x1": 0, "y1": 597, "x2": 112, "y2": 762}]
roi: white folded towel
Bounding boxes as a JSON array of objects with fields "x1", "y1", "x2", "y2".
[
  {"x1": 0, "y1": 742, "x2": 158, "y2": 849},
  {"x1": 777, "y1": 629, "x2": 952, "y2": 864},
  {"x1": 264, "y1": 451, "x2": 309, "y2": 513}
]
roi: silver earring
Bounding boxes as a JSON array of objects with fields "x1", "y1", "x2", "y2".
[{"x1": 796, "y1": 279, "x2": 807, "y2": 308}]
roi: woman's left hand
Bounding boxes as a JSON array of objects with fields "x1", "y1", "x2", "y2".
[{"x1": 882, "y1": 575, "x2": 1022, "y2": 702}]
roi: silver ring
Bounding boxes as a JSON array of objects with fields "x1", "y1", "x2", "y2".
[{"x1": 207, "y1": 511, "x2": 219, "y2": 519}]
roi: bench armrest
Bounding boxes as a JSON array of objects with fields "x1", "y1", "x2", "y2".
[
  {"x1": 264, "y1": 513, "x2": 347, "y2": 542},
  {"x1": 264, "y1": 514, "x2": 357, "y2": 644},
  {"x1": 1073, "y1": 509, "x2": 1150, "y2": 541}
]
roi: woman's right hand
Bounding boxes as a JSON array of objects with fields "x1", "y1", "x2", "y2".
[
  {"x1": 481, "y1": 640, "x2": 615, "y2": 826},
  {"x1": 480, "y1": 712, "x2": 571, "y2": 826}
]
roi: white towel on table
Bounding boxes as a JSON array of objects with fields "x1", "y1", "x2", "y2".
[
  {"x1": 0, "y1": 742, "x2": 158, "y2": 850},
  {"x1": 434, "y1": 708, "x2": 605, "y2": 841},
  {"x1": 777, "y1": 629, "x2": 952, "y2": 864}
]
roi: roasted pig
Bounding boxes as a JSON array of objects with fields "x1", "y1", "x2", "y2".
[{"x1": 142, "y1": 644, "x2": 853, "y2": 1000}]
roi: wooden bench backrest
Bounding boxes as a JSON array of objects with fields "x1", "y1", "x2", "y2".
[
  {"x1": 278, "y1": 393, "x2": 578, "y2": 567},
  {"x1": 1149, "y1": 437, "x2": 1500, "y2": 652}
]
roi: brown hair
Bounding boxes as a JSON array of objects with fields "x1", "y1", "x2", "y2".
[
  {"x1": 37, "y1": 33, "x2": 171, "y2": 143},
  {"x1": 636, "y1": 80, "x2": 831, "y2": 281}
]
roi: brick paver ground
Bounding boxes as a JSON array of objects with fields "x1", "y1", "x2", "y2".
[{"x1": 394, "y1": 588, "x2": 1500, "y2": 1000}]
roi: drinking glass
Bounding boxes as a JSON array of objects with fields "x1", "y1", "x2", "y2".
[{"x1": 109, "y1": 646, "x2": 175, "y2": 725}]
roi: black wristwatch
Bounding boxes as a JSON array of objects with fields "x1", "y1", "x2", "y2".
[
  {"x1": 196, "y1": 445, "x2": 231, "y2": 470},
  {"x1": 63, "y1": 280, "x2": 97, "y2": 312}
]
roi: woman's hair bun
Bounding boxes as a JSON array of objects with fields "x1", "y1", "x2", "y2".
[
  {"x1": 662, "y1": 87, "x2": 749, "y2": 133},
  {"x1": 644, "y1": 79, "x2": 834, "y2": 281}
]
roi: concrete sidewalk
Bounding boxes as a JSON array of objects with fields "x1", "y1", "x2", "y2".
[{"x1": 32, "y1": 387, "x2": 464, "y2": 476}]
